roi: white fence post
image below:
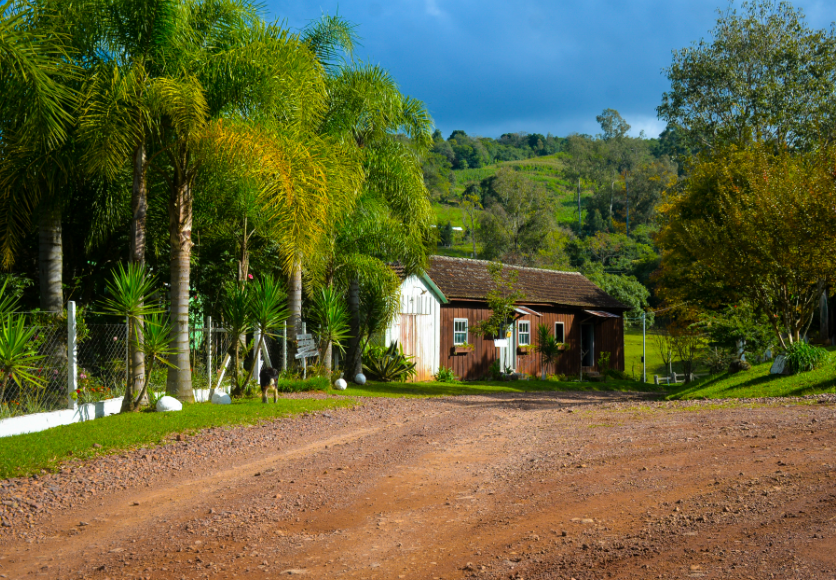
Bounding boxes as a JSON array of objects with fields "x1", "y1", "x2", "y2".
[
  {"x1": 67, "y1": 301, "x2": 78, "y2": 410},
  {"x1": 301, "y1": 322, "x2": 307, "y2": 380},
  {"x1": 254, "y1": 328, "x2": 263, "y2": 383},
  {"x1": 207, "y1": 316, "x2": 213, "y2": 397},
  {"x1": 281, "y1": 326, "x2": 287, "y2": 371}
]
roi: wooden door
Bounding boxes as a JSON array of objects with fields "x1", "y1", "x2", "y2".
[{"x1": 399, "y1": 313, "x2": 431, "y2": 382}]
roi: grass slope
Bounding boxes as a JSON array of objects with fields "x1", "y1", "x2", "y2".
[
  {"x1": 624, "y1": 327, "x2": 672, "y2": 382},
  {"x1": 0, "y1": 397, "x2": 352, "y2": 479},
  {"x1": 666, "y1": 355, "x2": 836, "y2": 400}
]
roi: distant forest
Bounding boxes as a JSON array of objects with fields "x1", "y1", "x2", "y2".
[{"x1": 422, "y1": 109, "x2": 683, "y2": 321}]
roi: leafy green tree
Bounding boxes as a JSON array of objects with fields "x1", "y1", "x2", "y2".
[
  {"x1": 658, "y1": 0, "x2": 836, "y2": 150},
  {"x1": 596, "y1": 109, "x2": 631, "y2": 141},
  {"x1": 696, "y1": 301, "x2": 775, "y2": 362},
  {"x1": 438, "y1": 221, "x2": 453, "y2": 247},
  {"x1": 658, "y1": 144, "x2": 836, "y2": 347},
  {"x1": 585, "y1": 263, "x2": 653, "y2": 325},
  {"x1": 471, "y1": 262, "x2": 526, "y2": 339},
  {"x1": 477, "y1": 168, "x2": 555, "y2": 265}
]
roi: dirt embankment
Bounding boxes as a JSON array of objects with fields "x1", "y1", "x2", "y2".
[{"x1": 2, "y1": 392, "x2": 835, "y2": 580}]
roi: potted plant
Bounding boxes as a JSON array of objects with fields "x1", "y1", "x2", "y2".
[
  {"x1": 453, "y1": 342, "x2": 474, "y2": 355},
  {"x1": 517, "y1": 344, "x2": 534, "y2": 355}
]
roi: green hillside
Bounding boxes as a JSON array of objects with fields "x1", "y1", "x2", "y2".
[{"x1": 433, "y1": 154, "x2": 592, "y2": 258}]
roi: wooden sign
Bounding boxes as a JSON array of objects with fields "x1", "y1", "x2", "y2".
[
  {"x1": 296, "y1": 333, "x2": 313, "y2": 341},
  {"x1": 295, "y1": 350, "x2": 319, "y2": 360},
  {"x1": 297, "y1": 339, "x2": 316, "y2": 348}
]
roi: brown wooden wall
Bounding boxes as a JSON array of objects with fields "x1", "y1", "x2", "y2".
[{"x1": 439, "y1": 300, "x2": 624, "y2": 381}]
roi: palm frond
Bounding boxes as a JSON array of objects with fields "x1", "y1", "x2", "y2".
[{"x1": 302, "y1": 12, "x2": 358, "y2": 69}]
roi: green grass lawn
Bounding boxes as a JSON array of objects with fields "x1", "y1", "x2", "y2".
[
  {"x1": 0, "y1": 396, "x2": 352, "y2": 480},
  {"x1": 332, "y1": 377, "x2": 663, "y2": 399},
  {"x1": 666, "y1": 355, "x2": 836, "y2": 401},
  {"x1": 624, "y1": 327, "x2": 670, "y2": 382}
]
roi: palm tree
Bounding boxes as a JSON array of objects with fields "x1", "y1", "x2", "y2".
[
  {"x1": 153, "y1": 11, "x2": 339, "y2": 401},
  {"x1": 315, "y1": 65, "x2": 434, "y2": 379},
  {"x1": 0, "y1": 0, "x2": 81, "y2": 311}
]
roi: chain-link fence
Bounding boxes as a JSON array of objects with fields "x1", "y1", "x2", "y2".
[
  {"x1": 0, "y1": 307, "x2": 292, "y2": 421},
  {"x1": 171, "y1": 326, "x2": 287, "y2": 396},
  {"x1": 0, "y1": 314, "x2": 68, "y2": 418},
  {"x1": 78, "y1": 323, "x2": 128, "y2": 403},
  {"x1": 0, "y1": 312, "x2": 131, "y2": 419}
]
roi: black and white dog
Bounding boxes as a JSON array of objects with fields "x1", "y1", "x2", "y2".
[{"x1": 259, "y1": 366, "x2": 280, "y2": 403}]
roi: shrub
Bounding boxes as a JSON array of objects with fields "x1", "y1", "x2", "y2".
[
  {"x1": 785, "y1": 341, "x2": 830, "y2": 373},
  {"x1": 728, "y1": 359, "x2": 751, "y2": 374},
  {"x1": 705, "y1": 347, "x2": 733, "y2": 375},
  {"x1": 488, "y1": 360, "x2": 502, "y2": 381},
  {"x1": 363, "y1": 342, "x2": 417, "y2": 382},
  {"x1": 434, "y1": 366, "x2": 458, "y2": 383},
  {"x1": 276, "y1": 376, "x2": 330, "y2": 393},
  {"x1": 604, "y1": 368, "x2": 631, "y2": 380}
]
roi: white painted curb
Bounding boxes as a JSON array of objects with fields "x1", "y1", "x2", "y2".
[{"x1": 0, "y1": 397, "x2": 124, "y2": 438}]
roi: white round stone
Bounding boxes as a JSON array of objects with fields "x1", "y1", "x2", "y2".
[
  {"x1": 211, "y1": 391, "x2": 232, "y2": 405},
  {"x1": 354, "y1": 373, "x2": 366, "y2": 385},
  {"x1": 334, "y1": 378, "x2": 348, "y2": 390},
  {"x1": 156, "y1": 395, "x2": 182, "y2": 412}
]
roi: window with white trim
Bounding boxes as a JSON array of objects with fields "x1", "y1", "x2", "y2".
[
  {"x1": 517, "y1": 320, "x2": 531, "y2": 346},
  {"x1": 453, "y1": 319, "x2": 469, "y2": 345},
  {"x1": 555, "y1": 321, "x2": 565, "y2": 343}
]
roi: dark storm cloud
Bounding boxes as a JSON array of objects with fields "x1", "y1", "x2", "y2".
[{"x1": 266, "y1": 1, "x2": 833, "y2": 139}]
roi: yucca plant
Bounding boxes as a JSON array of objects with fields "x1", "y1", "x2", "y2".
[
  {"x1": 0, "y1": 314, "x2": 46, "y2": 407},
  {"x1": 241, "y1": 275, "x2": 289, "y2": 388},
  {"x1": 136, "y1": 313, "x2": 176, "y2": 408},
  {"x1": 221, "y1": 282, "x2": 253, "y2": 398},
  {"x1": 363, "y1": 341, "x2": 416, "y2": 383},
  {"x1": 98, "y1": 263, "x2": 165, "y2": 412},
  {"x1": 535, "y1": 323, "x2": 565, "y2": 379},
  {"x1": 310, "y1": 286, "x2": 351, "y2": 377},
  {"x1": 0, "y1": 278, "x2": 19, "y2": 318}
]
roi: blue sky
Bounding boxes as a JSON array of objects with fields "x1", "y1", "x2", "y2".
[{"x1": 265, "y1": 1, "x2": 833, "y2": 139}]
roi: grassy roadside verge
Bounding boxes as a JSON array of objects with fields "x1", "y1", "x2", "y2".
[
  {"x1": 0, "y1": 397, "x2": 352, "y2": 480},
  {"x1": 666, "y1": 357, "x2": 836, "y2": 400},
  {"x1": 332, "y1": 378, "x2": 665, "y2": 398}
]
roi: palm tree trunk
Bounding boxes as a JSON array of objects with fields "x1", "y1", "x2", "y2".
[
  {"x1": 165, "y1": 170, "x2": 194, "y2": 402},
  {"x1": 323, "y1": 340, "x2": 332, "y2": 378},
  {"x1": 127, "y1": 139, "x2": 148, "y2": 409},
  {"x1": 38, "y1": 206, "x2": 63, "y2": 312},
  {"x1": 345, "y1": 276, "x2": 362, "y2": 380},
  {"x1": 287, "y1": 260, "x2": 303, "y2": 365}
]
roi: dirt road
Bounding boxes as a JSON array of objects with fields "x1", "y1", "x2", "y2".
[{"x1": 2, "y1": 392, "x2": 836, "y2": 580}]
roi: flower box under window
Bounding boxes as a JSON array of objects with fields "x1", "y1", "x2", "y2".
[{"x1": 453, "y1": 344, "x2": 473, "y2": 355}]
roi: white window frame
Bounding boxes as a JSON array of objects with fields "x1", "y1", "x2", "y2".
[
  {"x1": 453, "y1": 318, "x2": 469, "y2": 345},
  {"x1": 517, "y1": 320, "x2": 531, "y2": 346},
  {"x1": 555, "y1": 321, "x2": 565, "y2": 343}
]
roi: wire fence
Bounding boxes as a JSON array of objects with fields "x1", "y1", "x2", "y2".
[
  {"x1": 0, "y1": 315, "x2": 129, "y2": 419},
  {"x1": 0, "y1": 307, "x2": 291, "y2": 420},
  {"x1": 0, "y1": 315, "x2": 69, "y2": 418}
]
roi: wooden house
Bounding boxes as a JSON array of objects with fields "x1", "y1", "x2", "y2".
[{"x1": 385, "y1": 256, "x2": 630, "y2": 381}]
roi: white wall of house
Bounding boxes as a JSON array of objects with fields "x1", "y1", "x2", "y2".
[{"x1": 384, "y1": 275, "x2": 441, "y2": 382}]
